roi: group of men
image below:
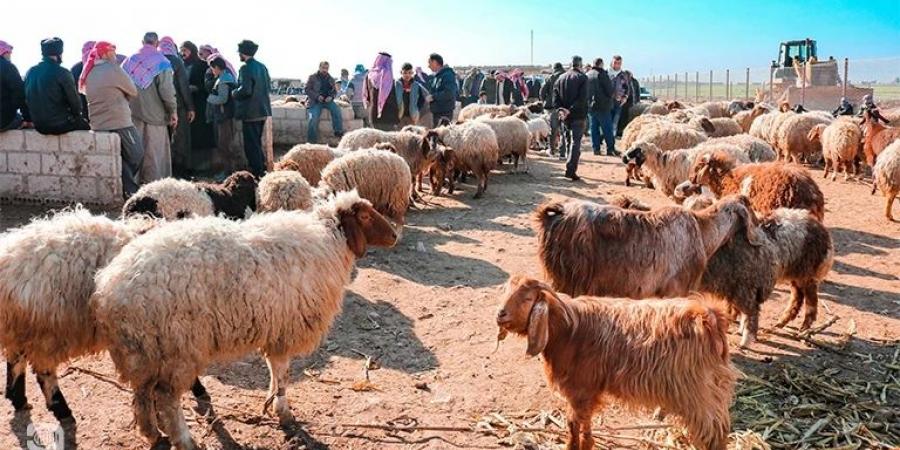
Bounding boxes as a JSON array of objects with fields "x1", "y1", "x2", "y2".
[{"x1": 0, "y1": 33, "x2": 271, "y2": 197}]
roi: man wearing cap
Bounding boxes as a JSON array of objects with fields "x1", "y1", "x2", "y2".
[
  {"x1": 24, "y1": 37, "x2": 90, "y2": 135},
  {"x1": 0, "y1": 40, "x2": 31, "y2": 131},
  {"x1": 232, "y1": 39, "x2": 271, "y2": 177}
]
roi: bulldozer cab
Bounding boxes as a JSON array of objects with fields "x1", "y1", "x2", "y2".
[{"x1": 778, "y1": 39, "x2": 817, "y2": 68}]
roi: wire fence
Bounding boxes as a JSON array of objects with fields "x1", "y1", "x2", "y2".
[{"x1": 641, "y1": 56, "x2": 900, "y2": 104}]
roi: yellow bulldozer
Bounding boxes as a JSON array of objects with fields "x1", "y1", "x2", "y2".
[{"x1": 767, "y1": 38, "x2": 872, "y2": 110}]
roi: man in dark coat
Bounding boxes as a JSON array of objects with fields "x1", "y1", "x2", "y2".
[
  {"x1": 305, "y1": 60, "x2": 344, "y2": 143},
  {"x1": 426, "y1": 53, "x2": 458, "y2": 127},
  {"x1": 461, "y1": 68, "x2": 484, "y2": 107},
  {"x1": 479, "y1": 70, "x2": 498, "y2": 105},
  {"x1": 158, "y1": 36, "x2": 196, "y2": 178},
  {"x1": 232, "y1": 40, "x2": 271, "y2": 177},
  {"x1": 552, "y1": 56, "x2": 588, "y2": 181},
  {"x1": 181, "y1": 41, "x2": 216, "y2": 169},
  {"x1": 0, "y1": 41, "x2": 30, "y2": 131},
  {"x1": 540, "y1": 62, "x2": 565, "y2": 155},
  {"x1": 618, "y1": 71, "x2": 639, "y2": 136},
  {"x1": 24, "y1": 38, "x2": 91, "y2": 135},
  {"x1": 526, "y1": 76, "x2": 542, "y2": 101},
  {"x1": 586, "y1": 58, "x2": 618, "y2": 156}
]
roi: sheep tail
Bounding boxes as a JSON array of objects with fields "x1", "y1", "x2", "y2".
[{"x1": 533, "y1": 201, "x2": 565, "y2": 232}]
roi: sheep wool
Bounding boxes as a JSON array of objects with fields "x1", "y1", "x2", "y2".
[
  {"x1": 872, "y1": 140, "x2": 900, "y2": 220},
  {"x1": 457, "y1": 103, "x2": 516, "y2": 121},
  {"x1": 816, "y1": 121, "x2": 863, "y2": 181},
  {"x1": 635, "y1": 123, "x2": 709, "y2": 152},
  {"x1": 320, "y1": 148, "x2": 412, "y2": 224},
  {"x1": 621, "y1": 114, "x2": 666, "y2": 150},
  {"x1": 433, "y1": 121, "x2": 500, "y2": 198},
  {"x1": 701, "y1": 134, "x2": 777, "y2": 162},
  {"x1": 257, "y1": 170, "x2": 315, "y2": 212},
  {"x1": 338, "y1": 128, "x2": 434, "y2": 181},
  {"x1": 775, "y1": 113, "x2": 833, "y2": 162},
  {"x1": 475, "y1": 115, "x2": 530, "y2": 172},
  {"x1": 277, "y1": 143, "x2": 345, "y2": 186},
  {"x1": 707, "y1": 117, "x2": 744, "y2": 138},
  {"x1": 122, "y1": 178, "x2": 213, "y2": 220}
]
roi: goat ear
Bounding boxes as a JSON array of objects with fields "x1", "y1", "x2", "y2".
[
  {"x1": 339, "y1": 208, "x2": 367, "y2": 258},
  {"x1": 701, "y1": 118, "x2": 716, "y2": 133},
  {"x1": 735, "y1": 203, "x2": 761, "y2": 247},
  {"x1": 526, "y1": 299, "x2": 549, "y2": 357}
]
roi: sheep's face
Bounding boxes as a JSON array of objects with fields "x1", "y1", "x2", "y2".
[
  {"x1": 690, "y1": 153, "x2": 732, "y2": 185},
  {"x1": 122, "y1": 196, "x2": 162, "y2": 219},
  {"x1": 496, "y1": 275, "x2": 553, "y2": 356},
  {"x1": 339, "y1": 201, "x2": 398, "y2": 257},
  {"x1": 622, "y1": 146, "x2": 645, "y2": 167},
  {"x1": 223, "y1": 171, "x2": 259, "y2": 212},
  {"x1": 698, "y1": 118, "x2": 716, "y2": 134},
  {"x1": 673, "y1": 180, "x2": 702, "y2": 202},
  {"x1": 707, "y1": 195, "x2": 761, "y2": 246}
]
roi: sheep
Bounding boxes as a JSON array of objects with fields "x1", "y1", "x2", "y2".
[
  {"x1": 432, "y1": 121, "x2": 500, "y2": 198},
  {"x1": 620, "y1": 113, "x2": 667, "y2": 150},
  {"x1": 319, "y1": 148, "x2": 412, "y2": 225},
  {"x1": 701, "y1": 134, "x2": 777, "y2": 162},
  {"x1": 774, "y1": 112, "x2": 832, "y2": 163},
  {"x1": 733, "y1": 106, "x2": 769, "y2": 133},
  {"x1": 807, "y1": 121, "x2": 862, "y2": 181},
  {"x1": 526, "y1": 116, "x2": 551, "y2": 149},
  {"x1": 475, "y1": 115, "x2": 530, "y2": 172},
  {"x1": 871, "y1": 140, "x2": 900, "y2": 221},
  {"x1": 122, "y1": 172, "x2": 258, "y2": 220},
  {"x1": 861, "y1": 110, "x2": 900, "y2": 167},
  {"x1": 427, "y1": 146, "x2": 456, "y2": 197},
  {"x1": 0, "y1": 209, "x2": 209, "y2": 423},
  {"x1": 749, "y1": 111, "x2": 793, "y2": 147},
  {"x1": 631, "y1": 121, "x2": 710, "y2": 152},
  {"x1": 642, "y1": 102, "x2": 670, "y2": 116},
  {"x1": 457, "y1": 103, "x2": 517, "y2": 122},
  {"x1": 256, "y1": 169, "x2": 314, "y2": 212},
  {"x1": 399, "y1": 124, "x2": 428, "y2": 135},
  {"x1": 706, "y1": 117, "x2": 743, "y2": 137},
  {"x1": 496, "y1": 275, "x2": 735, "y2": 450},
  {"x1": 698, "y1": 207, "x2": 833, "y2": 347},
  {"x1": 623, "y1": 140, "x2": 749, "y2": 197},
  {"x1": 276, "y1": 143, "x2": 345, "y2": 186},
  {"x1": 533, "y1": 194, "x2": 758, "y2": 299},
  {"x1": 337, "y1": 128, "x2": 439, "y2": 194},
  {"x1": 91, "y1": 191, "x2": 398, "y2": 450},
  {"x1": 690, "y1": 152, "x2": 825, "y2": 221}
]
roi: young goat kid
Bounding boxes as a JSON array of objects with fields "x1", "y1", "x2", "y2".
[{"x1": 496, "y1": 276, "x2": 736, "y2": 450}]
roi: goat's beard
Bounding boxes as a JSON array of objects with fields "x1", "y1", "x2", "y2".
[{"x1": 494, "y1": 328, "x2": 509, "y2": 353}]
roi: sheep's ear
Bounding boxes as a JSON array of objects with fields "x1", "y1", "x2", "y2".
[
  {"x1": 442, "y1": 148, "x2": 455, "y2": 163},
  {"x1": 735, "y1": 202, "x2": 761, "y2": 247},
  {"x1": 339, "y1": 207, "x2": 367, "y2": 258},
  {"x1": 701, "y1": 118, "x2": 716, "y2": 133},
  {"x1": 526, "y1": 299, "x2": 549, "y2": 357}
]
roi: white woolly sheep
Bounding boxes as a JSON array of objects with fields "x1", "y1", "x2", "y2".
[
  {"x1": 631, "y1": 122, "x2": 710, "y2": 152},
  {"x1": 774, "y1": 113, "x2": 832, "y2": 163},
  {"x1": 621, "y1": 114, "x2": 667, "y2": 150},
  {"x1": 700, "y1": 134, "x2": 777, "y2": 163},
  {"x1": 399, "y1": 124, "x2": 429, "y2": 135},
  {"x1": 256, "y1": 169, "x2": 315, "y2": 212},
  {"x1": 276, "y1": 143, "x2": 346, "y2": 186},
  {"x1": 319, "y1": 148, "x2": 412, "y2": 225},
  {"x1": 337, "y1": 128, "x2": 439, "y2": 194},
  {"x1": 92, "y1": 191, "x2": 398, "y2": 450},
  {"x1": 526, "y1": 117, "x2": 551, "y2": 149},
  {"x1": 749, "y1": 111, "x2": 793, "y2": 147},
  {"x1": 871, "y1": 140, "x2": 900, "y2": 221},
  {"x1": 808, "y1": 121, "x2": 862, "y2": 181},
  {"x1": 706, "y1": 118, "x2": 744, "y2": 137},
  {"x1": 122, "y1": 172, "x2": 258, "y2": 220},
  {"x1": 457, "y1": 103, "x2": 518, "y2": 121},
  {"x1": 432, "y1": 121, "x2": 500, "y2": 198},
  {"x1": 623, "y1": 140, "x2": 749, "y2": 197},
  {"x1": 475, "y1": 115, "x2": 530, "y2": 172}
]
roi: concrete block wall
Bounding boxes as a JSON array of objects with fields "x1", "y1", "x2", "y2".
[
  {"x1": 0, "y1": 130, "x2": 123, "y2": 206},
  {"x1": 270, "y1": 105, "x2": 363, "y2": 146}
]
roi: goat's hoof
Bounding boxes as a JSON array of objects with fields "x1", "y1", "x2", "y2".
[{"x1": 262, "y1": 395, "x2": 275, "y2": 416}]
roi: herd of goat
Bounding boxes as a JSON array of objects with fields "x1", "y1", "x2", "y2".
[{"x1": 0, "y1": 96, "x2": 898, "y2": 450}]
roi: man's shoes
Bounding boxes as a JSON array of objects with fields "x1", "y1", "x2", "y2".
[
  {"x1": 564, "y1": 173, "x2": 581, "y2": 181},
  {"x1": 607, "y1": 149, "x2": 621, "y2": 157},
  {"x1": 593, "y1": 150, "x2": 601, "y2": 156},
  {"x1": 558, "y1": 154, "x2": 567, "y2": 161}
]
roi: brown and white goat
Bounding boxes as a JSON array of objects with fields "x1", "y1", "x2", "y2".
[
  {"x1": 533, "y1": 195, "x2": 758, "y2": 299},
  {"x1": 496, "y1": 276, "x2": 736, "y2": 450},
  {"x1": 690, "y1": 152, "x2": 825, "y2": 221}
]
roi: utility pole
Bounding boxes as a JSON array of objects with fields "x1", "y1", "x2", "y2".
[{"x1": 530, "y1": 30, "x2": 534, "y2": 66}]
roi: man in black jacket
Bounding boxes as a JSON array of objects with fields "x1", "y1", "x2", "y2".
[
  {"x1": 426, "y1": 53, "x2": 458, "y2": 127},
  {"x1": 24, "y1": 38, "x2": 90, "y2": 135},
  {"x1": 586, "y1": 58, "x2": 618, "y2": 156},
  {"x1": 553, "y1": 56, "x2": 588, "y2": 181},
  {"x1": 0, "y1": 41, "x2": 30, "y2": 131},
  {"x1": 232, "y1": 39, "x2": 271, "y2": 177},
  {"x1": 540, "y1": 62, "x2": 564, "y2": 155}
]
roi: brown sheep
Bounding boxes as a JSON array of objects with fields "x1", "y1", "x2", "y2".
[
  {"x1": 861, "y1": 110, "x2": 900, "y2": 167},
  {"x1": 690, "y1": 152, "x2": 825, "y2": 221},
  {"x1": 533, "y1": 195, "x2": 758, "y2": 299},
  {"x1": 774, "y1": 113, "x2": 832, "y2": 163},
  {"x1": 496, "y1": 275, "x2": 735, "y2": 450},
  {"x1": 427, "y1": 146, "x2": 456, "y2": 197}
]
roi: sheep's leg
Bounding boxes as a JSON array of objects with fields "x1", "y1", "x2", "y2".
[
  {"x1": 775, "y1": 282, "x2": 805, "y2": 328},
  {"x1": 683, "y1": 407, "x2": 730, "y2": 450},
  {"x1": 885, "y1": 193, "x2": 896, "y2": 221},
  {"x1": 800, "y1": 283, "x2": 819, "y2": 331},
  {"x1": 739, "y1": 312, "x2": 759, "y2": 348},
  {"x1": 843, "y1": 160, "x2": 853, "y2": 181},
  {"x1": 156, "y1": 384, "x2": 196, "y2": 450},
  {"x1": 35, "y1": 369, "x2": 73, "y2": 422},
  {"x1": 133, "y1": 383, "x2": 163, "y2": 446},
  {"x1": 565, "y1": 399, "x2": 596, "y2": 450},
  {"x1": 823, "y1": 160, "x2": 831, "y2": 179},
  {"x1": 5, "y1": 354, "x2": 30, "y2": 411},
  {"x1": 473, "y1": 173, "x2": 485, "y2": 199},
  {"x1": 190, "y1": 377, "x2": 210, "y2": 401},
  {"x1": 262, "y1": 355, "x2": 293, "y2": 425}
]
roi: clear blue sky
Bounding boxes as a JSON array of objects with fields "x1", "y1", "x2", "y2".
[{"x1": 4, "y1": 0, "x2": 899, "y2": 79}]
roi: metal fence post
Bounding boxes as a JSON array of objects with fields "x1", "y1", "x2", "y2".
[
  {"x1": 801, "y1": 62, "x2": 806, "y2": 106},
  {"x1": 725, "y1": 69, "x2": 730, "y2": 100},
  {"x1": 709, "y1": 70, "x2": 713, "y2": 101},
  {"x1": 684, "y1": 72, "x2": 688, "y2": 102},
  {"x1": 842, "y1": 58, "x2": 849, "y2": 98},
  {"x1": 745, "y1": 67, "x2": 750, "y2": 101},
  {"x1": 666, "y1": 74, "x2": 671, "y2": 100},
  {"x1": 674, "y1": 73, "x2": 678, "y2": 100},
  {"x1": 695, "y1": 71, "x2": 699, "y2": 102},
  {"x1": 769, "y1": 61, "x2": 775, "y2": 103}
]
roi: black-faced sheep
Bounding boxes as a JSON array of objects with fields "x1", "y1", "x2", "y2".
[
  {"x1": 92, "y1": 191, "x2": 398, "y2": 450},
  {"x1": 496, "y1": 275, "x2": 735, "y2": 450},
  {"x1": 122, "y1": 171, "x2": 258, "y2": 220},
  {"x1": 533, "y1": 195, "x2": 758, "y2": 299},
  {"x1": 690, "y1": 152, "x2": 825, "y2": 221}
]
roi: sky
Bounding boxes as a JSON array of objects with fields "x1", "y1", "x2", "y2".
[{"x1": 4, "y1": 0, "x2": 899, "y2": 81}]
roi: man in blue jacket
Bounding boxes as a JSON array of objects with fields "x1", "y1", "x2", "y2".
[{"x1": 425, "y1": 53, "x2": 458, "y2": 127}]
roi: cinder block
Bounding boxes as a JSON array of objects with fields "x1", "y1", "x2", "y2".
[
  {"x1": 0, "y1": 130, "x2": 25, "y2": 151},
  {"x1": 95, "y1": 132, "x2": 119, "y2": 153},
  {"x1": 59, "y1": 132, "x2": 96, "y2": 153},
  {"x1": 24, "y1": 131, "x2": 60, "y2": 152},
  {"x1": 0, "y1": 174, "x2": 25, "y2": 196},
  {"x1": 96, "y1": 177, "x2": 123, "y2": 205},
  {"x1": 83, "y1": 155, "x2": 117, "y2": 178},
  {"x1": 273, "y1": 108, "x2": 287, "y2": 119},
  {"x1": 285, "y1": 107, "x2": 305, "y2": 120},
  {"x1": 42, "y1": 153, "x2": 79, "y2": 175},
  {"x1": 59, "y1": 176, "x2": 97, "y2": 201},
  {"x1": 27, "y1": 175, "x2": 62, "y2": 197},
  {"x1": 8, "y1": 152, "x2": 42, "y2": 174},
  {"x1": 0, "y1": 153, "x2": 6, "y2": 172}
]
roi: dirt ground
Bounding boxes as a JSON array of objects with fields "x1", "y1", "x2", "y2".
[{"x1": 0, "y1": 140, "x2": 898, "y2": 450}]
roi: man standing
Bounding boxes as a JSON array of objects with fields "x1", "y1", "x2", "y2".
[
  {"x1": 338, "y1": 68, "x2": 350, "y2": 97},
  {"x1": 461, "y1": 67, "x2": 483, "y2": 107},
  {"x1": 232, "y1": 39, "x2": 271, "y2": 177},
  {"x1": 479, "y1": 70, "x2": 498, "y2": 105},
  {"x1": 348, "y1": 64, "x2": 368, "y2": 127},
  {"x1": 552, "y1": 56, "x2": 588, "y2": 181},
  {"x1": 158, "y1": 36, "x2": 196, "y2": 178},
  {"x1": 123, "y1": 32, "x2": 177, "y2": 183},
  {"x1": 24, "y1": 38, "x2": 91, "y2": 135},
  {"x1": 0, "y1": 40, "x2": 30, "y2": 131},
  {"x1": 81, "y1": 41, "x2": 144, "y2": 197},
  {"x1": 425, "y1": 53, "x2": 458, "y2": 127},
  {"x1": 305, "y1": 61, "x2": 344, "y2": 144},
  {"x1": 586, "y1": 58, "x2": 618, "y2": 156},
  {"x1": 608, "y1": 55, "x2": 632, "y2": 138},
  {"x1": 540, "y1": 62, "x2": 565, "y2": 155}
]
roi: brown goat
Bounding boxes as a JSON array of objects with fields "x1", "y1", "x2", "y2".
[
  {"x1": 496, "y1": 276, "x2": 736, "y2": 450},
  {"x1": 690, "y1": 152, "x2": 825, "y2": 221},
  {"x1": 533, "y1": 195, "x2": 758, "y2": 299},
  {"x1": 427, "y1": 147, "x2": 456, "y2": 196},
  {"x1": 861, "y1": 110, "x2": 900, "y2": 167}
]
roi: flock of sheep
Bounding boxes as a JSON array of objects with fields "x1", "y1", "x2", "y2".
[{"x1": 0, "y1": 93, "x2": 898, "y2": 450}]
